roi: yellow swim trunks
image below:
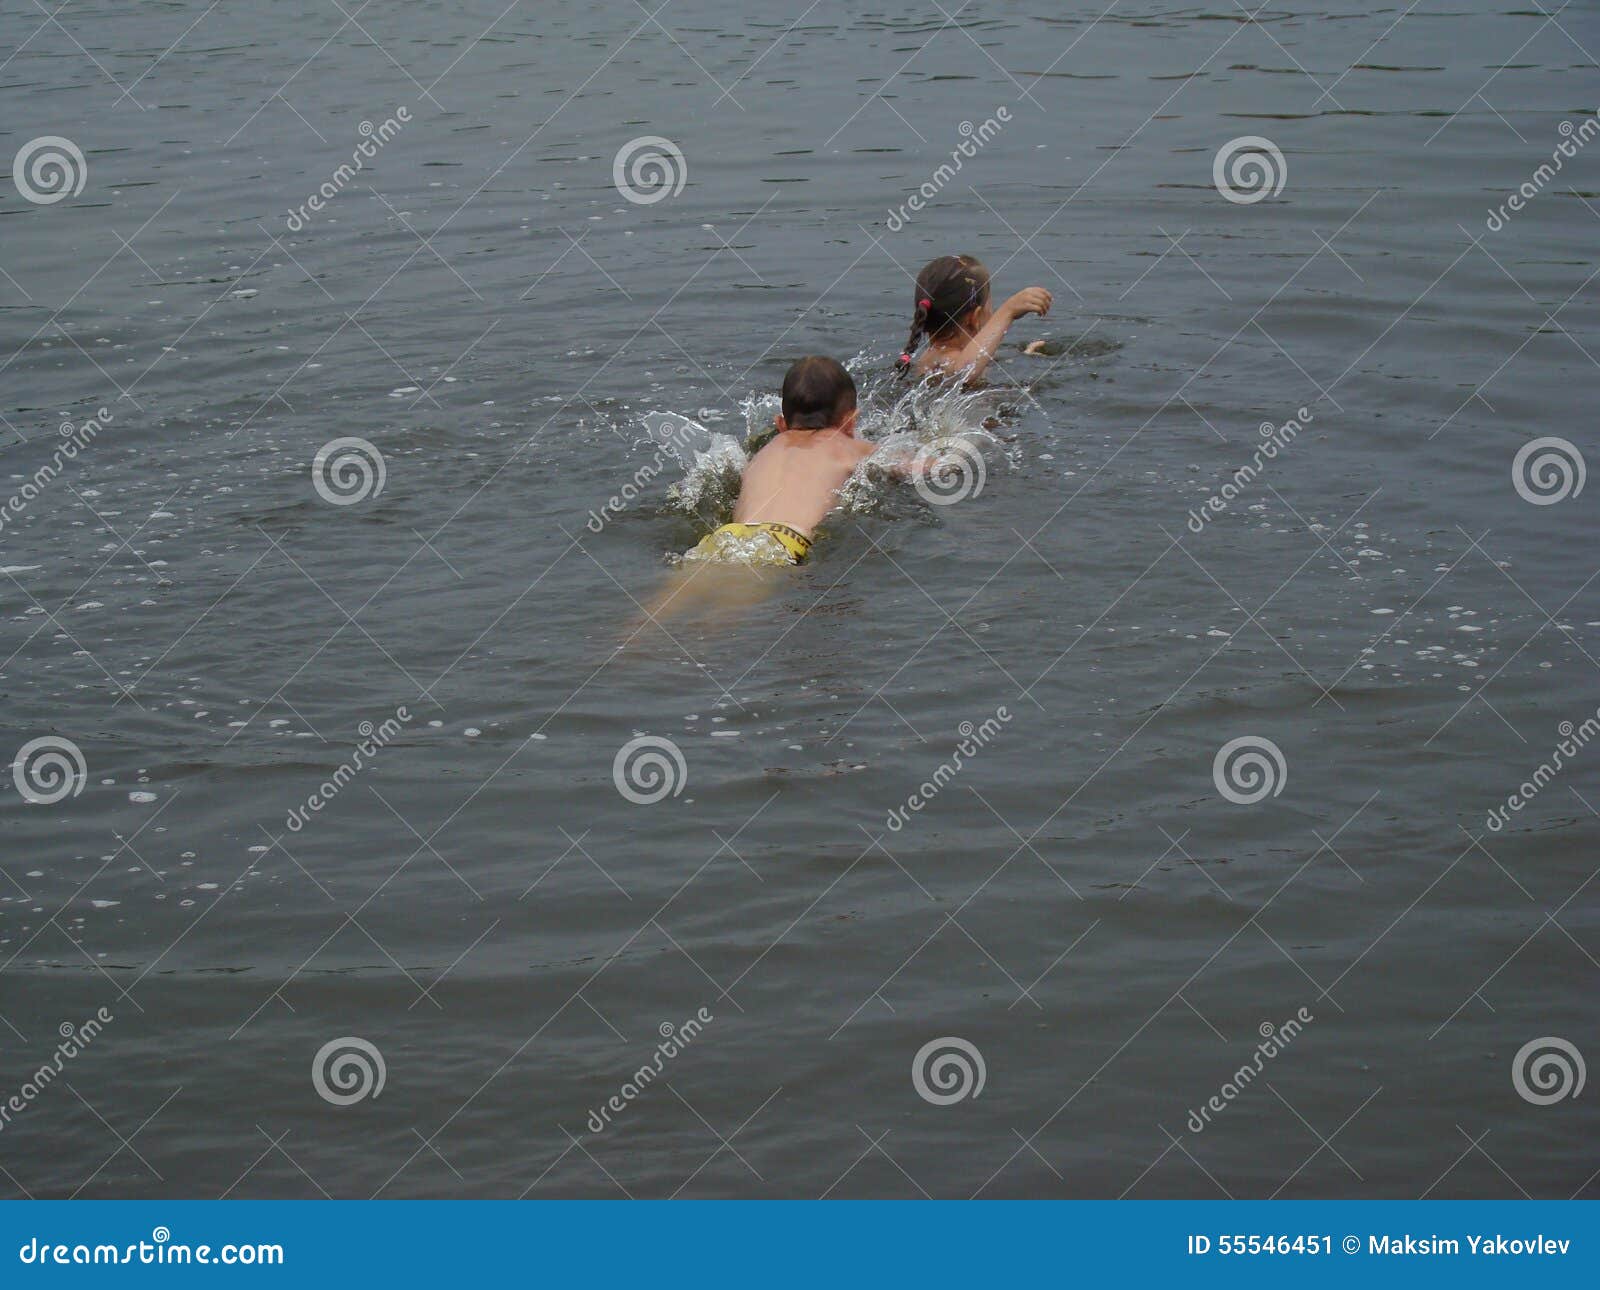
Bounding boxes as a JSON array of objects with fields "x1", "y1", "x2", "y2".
[{"x1": 684, "y1": 521, "x2": 813, "y2": 566}]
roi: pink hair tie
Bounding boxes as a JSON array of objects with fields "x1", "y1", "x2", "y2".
[{"x1": 918, "y1": 298, "x2": 932, "y2": 310}]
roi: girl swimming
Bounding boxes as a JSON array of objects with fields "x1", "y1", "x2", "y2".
[{"x1": 895, "y1": 254, "x2": 1053, "y2": 382}]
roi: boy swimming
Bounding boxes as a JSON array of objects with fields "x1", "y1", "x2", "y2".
[
  {"x1": 683, "y1": 355, "x2": 875, "y2": 567},
  {"x1": 896, "y1": 254, "x2": 1053, "y2": 382}
]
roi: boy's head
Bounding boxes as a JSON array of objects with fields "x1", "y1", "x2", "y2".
[{"x1": 779, "y1": 356, "x2": 858, "y2": 431}]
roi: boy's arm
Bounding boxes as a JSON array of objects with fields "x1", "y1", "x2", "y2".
[
  {"x1": 861, "y1": 439, "x2": 956, "y2": 482},
  {"x1": 945, "y1": 287, "x2": 1053, "y2": 380},
  {"x1": 852, "y1": 438, "x2": 913, "y2": 479}
]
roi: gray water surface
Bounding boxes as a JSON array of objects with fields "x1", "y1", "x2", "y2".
[{"x1": 1, "y1": 0, "x2": 1597, "y2": 1198}]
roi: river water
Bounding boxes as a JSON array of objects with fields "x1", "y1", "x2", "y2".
[{"x1": 1, "y1": 0, "x2": 1596, "y2": 1198}]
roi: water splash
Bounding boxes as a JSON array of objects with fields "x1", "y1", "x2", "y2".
[
  {"x1": 666, "y1": 431, "x2": 746, "y2": 520},
  {"x1": 653, "y1": 356, "x2": 1020, "y2": 528}
]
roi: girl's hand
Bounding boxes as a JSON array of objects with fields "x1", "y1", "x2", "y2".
[{"x1": 1004, "y1": 287, "x2": 1053, "y2": 318}]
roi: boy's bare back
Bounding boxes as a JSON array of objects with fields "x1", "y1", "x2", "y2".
[{"x1": 734, "y1": 428, "x2": 874, "y2": 536}]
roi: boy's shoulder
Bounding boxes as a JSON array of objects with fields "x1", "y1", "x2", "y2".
[
  {"x1": 742, "y1": 424, "x2": 780, "y2": 456},
  {"x1": 744, "y1": 428, "x2": 875, "y2": 470},
  {"x1": 745, "y1": 430, "x2": 796, "y2": 465},
  {"x1": 808, "y1": 430, "x2": 877, "y2": 465}
]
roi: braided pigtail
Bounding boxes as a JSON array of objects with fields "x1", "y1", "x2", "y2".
[
  {"x1": 897, "y1": 255, "x2": 991, "y2": 378},
  {"x1": 895, "y1": 296, "x2": 933, "y2": 377}
]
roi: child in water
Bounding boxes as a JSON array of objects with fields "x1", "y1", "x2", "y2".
[
  {"x1": 896, "y1": 254, "x2": 1053, "y2": 382},
  {"x1": 683, "y1": 355, "x2": 874, "y2": 567}
]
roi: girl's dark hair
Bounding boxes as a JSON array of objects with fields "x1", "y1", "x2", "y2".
[{"x1": 896, "y1": 254, "x2": 991, "y2": 375}]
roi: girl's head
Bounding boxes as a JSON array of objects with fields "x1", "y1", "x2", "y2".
[{"x1": 896, "y1": 254, "x2": 991, "y2": 374}]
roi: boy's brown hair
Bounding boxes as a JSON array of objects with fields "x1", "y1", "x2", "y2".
[{"x1": 781, "y1": 356, "x2": 858, "y2": 429}]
